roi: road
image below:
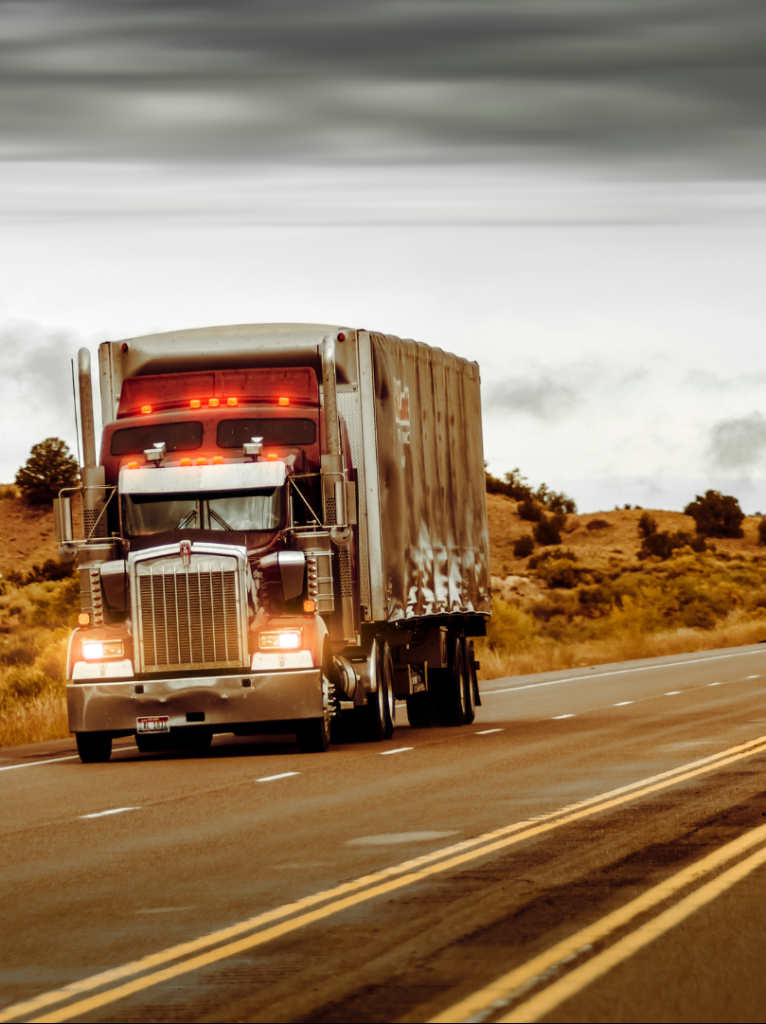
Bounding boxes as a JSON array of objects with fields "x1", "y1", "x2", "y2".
[{"x1": 3, "y1": 642, "x2": 766, "y2": 1023}]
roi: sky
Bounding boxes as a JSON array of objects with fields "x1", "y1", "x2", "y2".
[{"x1": 2, "y1": 0, "x2": 766, "y2": 512}]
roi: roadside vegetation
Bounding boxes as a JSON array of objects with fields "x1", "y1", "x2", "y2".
[{"x1": 480, "y1": 489, "x2": 766, "y2": 679}]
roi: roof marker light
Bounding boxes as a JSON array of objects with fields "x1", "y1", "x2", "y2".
[
  {"x1": 267, "y1": 453, "x2": 278, "y2": 461},
  {"x1": 278, "y1": 396, "x2": 290, "y2": 406},
  {"x1": 141, "y1": 405, "x2": 152, "y2": 414},
  {"x1": 213, "y1": 456, "x2": 224, "y2": 464},
  {"x1": 127, "y1": 461, "x2": 139, "y2": 469},
  {"x1": 190, "y1": 399, "x2": 201, "y2": 409},
  {"x1": 196, "y1": 457, "x2": 207, "y2": 466},
  {"x1": 208, "y1": 398, "x2": 219, "y2": 407},
  {"x1": 227, "y1": 397, "x2": 238, "y2": 407},
  {"x1": 337, "y1": 332, "x2": 346, "y2": 341},
  {"x1": 180, "y1": 457, "x2": 191, "y2": 467}
]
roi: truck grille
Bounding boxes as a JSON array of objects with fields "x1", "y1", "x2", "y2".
[{"x1": 138, "y1": 567, "x2": 245, "y2": 672}]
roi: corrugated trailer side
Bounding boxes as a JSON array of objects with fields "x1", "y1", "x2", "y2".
[{"x1": 367, "y1": 333, "x2": 491, "y2": 627}]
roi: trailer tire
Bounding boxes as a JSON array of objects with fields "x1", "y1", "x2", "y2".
[
  {"x1": 76, "y1": 732, "x2": 112, "y2": 763},
  {"x1": 364, "y1": 639, "x2": 395, "y2": 741},
  {"x1": 463, "y1": 640, "x2": 477, "y2": 725},
  {"x1": 438, "y1": 635, "x2": 468, "y2": 727},
  {"x1": 406, "y1": 690, "x2": 435, "y2": 728}
]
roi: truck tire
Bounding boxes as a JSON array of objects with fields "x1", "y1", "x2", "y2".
[
  {"x1": 438, "y1": 634, "x2": 468, "y2": 727},
  {"x1": 365, "y1": 639, "x2": 395, "y2": 741},
  {"x1": 296, "y1": 715, "x2": 331, "y2": 753},
  {"x1": 406, "y1": 690, "x2": 435, "y2": 728},
  {"x1": 463, "y1": 640, "x2": 477, "y2": 725},
  {"x1": 76, "y1": 732, "x2": 112, "y2": 763}
]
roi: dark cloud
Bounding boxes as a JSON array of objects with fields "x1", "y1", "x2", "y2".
[
  {"x1": 484, "y1": 364, "x2": 649, "y2": 420},
  {"x1": 2, "y1": 0, "x2": 766, "y2": 169},
  {"x1": 708, "y1": 412, "x2": 766, "y2": 470}
]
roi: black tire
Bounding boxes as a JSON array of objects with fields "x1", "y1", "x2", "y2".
[
  {"x1": 76, "y1": 732, "x2": 112, "y2": 763},
  {"x1": 406, "y1": 690, "x2": 435, "y2": 728},
  {"x1": 438, "y1": 634, "x2": 468, "y2": 727},
  {"x1": 364, "y1": 639, "x2": 394, "y2": 742},
  {"x1": 136, "y1": 733, "x2": 164, "y2": 754},
  {"x1": 463, "y1": 640, "x2": 477, "y2": 725},
  {"x1": 296, "y1": 715, "x2": 331, "y2": 753}
]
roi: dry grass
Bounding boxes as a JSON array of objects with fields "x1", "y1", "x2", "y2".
[
  {"x1": 478, "y1": 610, "x2": 766, "y2": 680},
  {"x1": 0, "y1": 693, "x2": 69, "y2": 747}
]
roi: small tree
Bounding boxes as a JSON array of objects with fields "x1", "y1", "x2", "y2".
[
  {"x1": 683, "y1": 490, "x2": 744, "y2": 538},
  {"x1": 534, "y1": 512, "x2": 565, "y2": 546},
  {"x1": 15, "y1": 438, "x2": 79, "y2": 505},
  {"x1": 638, "y1": 512, "x2": 658, "y2": 539}
]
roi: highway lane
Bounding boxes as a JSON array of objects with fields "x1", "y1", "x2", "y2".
[{"x1": 2, "y1": 643, "x2": 766, "y2": 1022}]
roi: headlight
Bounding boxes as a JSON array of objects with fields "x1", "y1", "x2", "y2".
[
  {"x1": 82, "y1": 641, "x2": 125, "y2": 661},
  {"x1": 259, "y1": 630, "x2": 302, "y2": 650}
]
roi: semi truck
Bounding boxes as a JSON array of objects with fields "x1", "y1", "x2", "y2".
[{"x1": 55, "y1": 324, "x2": 491, "y2": 762}]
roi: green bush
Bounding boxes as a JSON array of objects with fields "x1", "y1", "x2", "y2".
[
  {"x1": 534, "y1": 512, "x2": 565, "y2": 546},
  {"x1": 513, "y1": 534, "x2": 535, "y2": 558},
  {"x1": 684, "y1": 490, "x2": 744, "y2": 539},
  {"x1": 518, "y1": 499, "x2": 542, "y2": 522},
  {"x1": 15, "y1": 437, "x2": 79, "y2": 506},
  {"x1": 638, "y1": 512, "x2": 658, "y2": 539},
  {"x1": 640, "y1": 530, "x2": 706, "y2": 560}
]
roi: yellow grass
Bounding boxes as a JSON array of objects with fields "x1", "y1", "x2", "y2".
[
  {"x1": 477, "y1": 613, "x2": 766, "y2": 680},
  {"x1": 0, "y1": 693, "x2": 69, "y2": 747}
]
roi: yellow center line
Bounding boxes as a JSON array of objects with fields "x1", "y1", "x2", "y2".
[
  {"x1": 6, "y1": 734, "x2": 766, "y2": 1024},
  {"x1": 429, "y1": 819, "x2": 766, "y2": 1023},
  {"x1": 499, "y1": 840, "x2": 766, "y2": 1023}
]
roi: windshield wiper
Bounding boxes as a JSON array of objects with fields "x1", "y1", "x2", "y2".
[
  {"x1": 176, "y1": 509, "x2": 198, "y2": 529},
  {"x1": 209, "y1": 508, "x2": 233, "y2": 531}
]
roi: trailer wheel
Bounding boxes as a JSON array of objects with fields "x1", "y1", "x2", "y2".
[
  {"x1": 406, "y1": 691, "x2": 435, "y2": 728},
  {"x1": 76, "y1": 732, "x2": 112, "y2": 763},
  {"x1": 439, "y1": 635, "x2": 468, "y2": 727},
  {"x1": 463, "y1": 640, "x2": 477, "y2": 725}
]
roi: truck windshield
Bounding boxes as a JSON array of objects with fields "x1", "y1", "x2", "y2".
[{"x1": 122, "y1": 488, "x2": 284, "y2": 536}]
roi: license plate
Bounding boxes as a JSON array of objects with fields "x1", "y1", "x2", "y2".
[{"x1": 137, "y1": 716, "x2": 170, "y2": 734}]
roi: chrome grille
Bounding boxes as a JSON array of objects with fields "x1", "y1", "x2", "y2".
[{"x1": 137, "y1": 566, "x2": 244, "y2": 672}]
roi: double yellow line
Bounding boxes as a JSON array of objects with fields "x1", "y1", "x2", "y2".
[{"x1": 5, "y1": 733, "x2": 766, "y2": 1024}]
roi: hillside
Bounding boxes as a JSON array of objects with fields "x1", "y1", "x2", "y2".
[{"x1": 0, "y1": 496, "x2": 60, "y2": 579}]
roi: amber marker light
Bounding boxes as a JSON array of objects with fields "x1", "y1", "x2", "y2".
[
  {"x1": 141, "y1": 405, "x2": 152, "y2": 414},
  {"x1": 208, "y1": 398, "x2": 220, "y2": 407},
  {"x1": 196, "y1": 457, "x2": 207, "y2": 465},
  {"x1": 303, "y1": 599, "x2": 316, "y2": 613},
  {"x1": 78, "y1": 612, "x2": 90, "y2": 626},
  {"x1": 227, "y1": 397, "x2": 238, "y2": 406},
  {"x1": 190, "y1": 399, "x2": 201, "y2": 409},
  {"x1": 278, "y1": 396, "x2": 290, "y2": 406},
  {"x1": 180, "y1": 457, "x2": 191, "y2": 467},
  {"x1": 266, "y1": 453, "x2": 278, "y2": 461},
  {"x1": 127, "y1": 461, "x2": 139, "y2": 469},
  {"x1": 213, "y1": 456, "x2": 224, "y2": 464}
]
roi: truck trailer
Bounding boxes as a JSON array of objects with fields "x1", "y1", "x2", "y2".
[{"x1": 55, "y1": 324, "x2": 491, "y2": 762}]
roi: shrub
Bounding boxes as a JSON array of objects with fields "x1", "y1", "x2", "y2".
[
  {"x1": 683, "y1": 490, "x2": 744, "y2": 538},
  {"x1": 638, "y1": 512, "x2": 658, "y2": 539},
  {"x1": 639, "y1": 530, "x2": 706, "y2": 560},
  {"x1": 484, "y1": 466, "x2": 577, "y2": 513},
  {"x1": 586, "y1": 519, "x2": 611, "y2": 531},
  {"x1": 513, "y1": 534, "x2": 535, "y2": 558},
  {"x1": 518, "y1": 499, "x2": 542, "y2": 522},
  {"x1": 759, "y1": 519, "x2": 766, "y2": 546},
  {"x1": 15, "y1": 437, "x2": 79, "y2": 506},
  {"x1": 534, "y1": 512, "x2": 565, "y2": 546}
]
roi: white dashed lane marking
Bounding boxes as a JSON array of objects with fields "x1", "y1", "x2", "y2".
[
  {"x1": 256, "y1": 772, "x2": 301, "y2": 783},
  {"x1": 80, "y1": 807, "x2": 139, "y2": 820},
  {"x1": 476, "y1": 728, "x2": 504, "y2": 735},
  {"x1": 614, "y1": 701, "x2": 634, "y2": 707},
  {"x1": 552, "y1": 714, "x2": 576, "y2": 720},
  {"x1": 380, "y1": 747, "x2": 414, "y2": 756}
]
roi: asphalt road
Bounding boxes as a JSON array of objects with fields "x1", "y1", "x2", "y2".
[{"x1": 3, "y1": 642, "x2": 766, "y2": 1023}]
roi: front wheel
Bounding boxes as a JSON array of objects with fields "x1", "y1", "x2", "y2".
[
  {"x1": 296, "y1": 715, "x2": 331, "y2": 753},
  {"x1": 76, "y1": 732, "x2": 112, "y2": 764}
]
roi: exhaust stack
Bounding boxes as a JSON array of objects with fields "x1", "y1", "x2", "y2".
[{"x1": 77, "y1": 347, "x2": 106, "y2": 539}]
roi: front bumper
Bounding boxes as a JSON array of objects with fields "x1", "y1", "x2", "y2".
[{"x1": 66, "y1": 669, "x2": 324, "y2": 734}]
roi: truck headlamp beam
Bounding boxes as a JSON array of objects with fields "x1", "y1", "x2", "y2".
[
  {"x1": 259, "y1": 630, "x2": 302, "y2": 650},
  {"x1": 82, "y1": 641, "x2": 125, "y2": 661}
]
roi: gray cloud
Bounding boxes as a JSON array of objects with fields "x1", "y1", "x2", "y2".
[
  {"x1": 484, "y1": 364, "x2": 649, "y2": 420},
  {"x1": 2, "y1": 1, "x2": 766, "y2": 170},
  {"x1": 708, "y1": 412, "x2": 766, "y2": 470},
  {"x1": 0, "y1": 320, "x2": 82, "y2": 439}
]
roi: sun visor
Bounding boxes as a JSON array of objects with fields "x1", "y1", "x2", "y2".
[{"x1": 120, "y1": 460, "x2": 287, "y2": 495}]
